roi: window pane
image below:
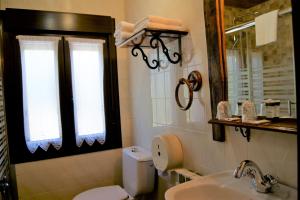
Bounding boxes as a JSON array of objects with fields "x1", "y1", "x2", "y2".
[
  {"x1": 18, "y1": 36, "x2": 62, "y2": 153},
  {"x1": 68, "y1": 38, "x2": 106, "y2": 146}
]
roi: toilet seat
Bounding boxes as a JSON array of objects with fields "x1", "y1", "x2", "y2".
[{"x1": 73, "y1": 185, "x2": 130, "y2": 200}]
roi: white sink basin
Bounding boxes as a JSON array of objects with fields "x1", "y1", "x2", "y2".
[{"x1": 165, "y1": 171, "x2": 297, "y2": 200}]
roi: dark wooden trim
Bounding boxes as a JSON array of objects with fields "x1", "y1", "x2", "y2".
[
  {"x1": 106, "y1": 26, "x2": 122, "y2": 148},
  {"x1": 204, "y1": 0, "x2": 226, "y2": 141},
  {"x1": 2, "y1": 9, "x2": 122, "y2": 164}
]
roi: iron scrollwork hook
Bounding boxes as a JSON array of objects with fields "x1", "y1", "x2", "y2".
[
  {"x1": 234, "y1": 127, "x2": 251, "y2": 142},
  {"x1": 150, "y1": 35, "x2": 181, "y2": 64},
  {"x1": 131, "y1": 45, "x2": 159, "y2": 69}
]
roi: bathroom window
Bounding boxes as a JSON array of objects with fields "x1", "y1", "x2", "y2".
[
  {"x1": 3, "y1": 9, "x2": 122, "y2": 164},
  {"x1": 18, "y1": 36, "x2": 63, "y2": 153},
  {"x1": 67, "y1": 38, "x2": 106, "y2": 147}
]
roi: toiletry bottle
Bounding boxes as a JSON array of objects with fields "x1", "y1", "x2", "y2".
[
  {"x1": 241, "y1": 100, "x2": 256, "y2": 122},
  {"x1": 216, "y1": 101, "x2": 231, "y2": 120}
]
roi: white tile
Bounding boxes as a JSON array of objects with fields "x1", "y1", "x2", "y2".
[
  {"x1": 151, "y1": 100, "x2": 157, "y2": 124},
  {"x1": 156, "y1": 99, "x2": 166, "y2": 124},
  {"x1": 224, "y1": 127, "x2": 248, "y2": 170},
  {"x1": 165, "y1": 98, "x2": 172, "y2": 125},
  {"x1": 205, "y1": 138, "x2": 226, "y2": 172},
  {"x1": 274, "y1": 133, "x2": 297, "y2": 187},
  {"x1": 247, "y1": 130, "x2": 277, "y2": 176},
  {"x1": 150, "y1": 74, "x2": 156, "y2": 98},
  {"x1": 164, "y1": 72, "x2": 171, "y2": 98},
  {"x1": 188, "y1": 98, "x2": 205, "y2": 123},
  {"x1": 156, "y1": 73, "x2": 165, "y2": 98}
]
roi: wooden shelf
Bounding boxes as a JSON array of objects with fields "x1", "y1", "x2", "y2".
[{"x1": 208, "y1": 118, "x2": 297, "y2": 134}]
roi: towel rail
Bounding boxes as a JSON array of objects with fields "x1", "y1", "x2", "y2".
[{"x1": 225, "y1": 7, "x2": 292, "y2": 34}]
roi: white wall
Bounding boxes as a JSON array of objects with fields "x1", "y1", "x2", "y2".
[
  {"x1": 124, "y1": 0, "x2": 297, "y2": 196},
  {"x1": 1, "y1": 0, "x2": 133, "y2": 199}
]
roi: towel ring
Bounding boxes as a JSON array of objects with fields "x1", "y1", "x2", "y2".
[{"x1": 175, "y1": 71, "x2": 202, "y2": 111}]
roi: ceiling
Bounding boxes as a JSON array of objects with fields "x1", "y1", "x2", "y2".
[{"x1": 225, "y1": 0, "x2": 269, "y2": 9}]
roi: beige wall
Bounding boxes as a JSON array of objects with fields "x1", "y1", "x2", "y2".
[
  {"x1": 15, "y1": 150, "x2": 123, "y2": 200},
  {"x1": 124, "y1": 1, "x2": 297, "y2": 198},
  {"x1": 1, "y1": 0, "x2": 125, "y2": 21},
  {"x1": 1, "y1": 0, "x2": 133, "y2": 199}
]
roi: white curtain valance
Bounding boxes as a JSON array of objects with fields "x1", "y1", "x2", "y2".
[
  {"x1": 26, "y1": 138, "x2": 62, "y2": 154},
  {"x1": 68, "y1": 37, "x2": 106, "y2": 147},
  {"x1": 18, "y1": 36, "x2": 62, "y2": 153},
  {"x1": 76, "y1": 133, "x2": 106, "y2": 147}
]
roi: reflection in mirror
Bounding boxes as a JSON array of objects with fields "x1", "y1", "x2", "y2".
[{"x1": 224, "y1": 0, "x2": 296, "y2": 118}]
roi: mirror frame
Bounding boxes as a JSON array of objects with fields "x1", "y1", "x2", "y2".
[{"x1": 204, "y1": 0, "x2": 299, "y2": 142}]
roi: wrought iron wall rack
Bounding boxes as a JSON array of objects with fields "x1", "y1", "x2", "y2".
[{"x1": 117, "y1": 28, "x2": 188, "y2": 70}]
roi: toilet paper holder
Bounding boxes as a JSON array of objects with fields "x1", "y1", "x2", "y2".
[{"x1": 175, "y1": 71, "x2": 202, "y2": 111}]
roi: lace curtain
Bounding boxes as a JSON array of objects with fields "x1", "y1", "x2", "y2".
[
  {"x1": 67, "y1": 37, "x2": 106, "y2": 147},
  {"x1": 17, "y1": 35, "x2": 62, "y2": 153}
]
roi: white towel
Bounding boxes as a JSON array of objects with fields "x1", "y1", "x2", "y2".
[
  {"x1": 255, "y1": 10, "x2": 279, "y2": 46},
  {"x1": 114, "y1": 31, "x2": 133, "y2": 46},
  {"x1": 114, "y1": 21, "x2": 134, "y2": 46},
  {"x1": 115, "y1": 21, "x2": 134, "y2": 32},
  {"x1": 134, "y1": 22, "x2": 187, "y2": 34},
  {"x1": 135, "y1": 16, "x2": 183, "y2": 28},
  {"x1": 114, "y1": 30, "x2": 133, "y2": 38}
]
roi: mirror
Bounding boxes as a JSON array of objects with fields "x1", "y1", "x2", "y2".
[
  {"x1": 204, "y1": 0, "x2": 299, "y2": 141},
  {"x1": 224, "y1": 0, "x2": 297, "y2": 118}
]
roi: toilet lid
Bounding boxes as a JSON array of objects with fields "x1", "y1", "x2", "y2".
[{"x1": 73, "y1": 185, "x2": 129, "y2": 200}]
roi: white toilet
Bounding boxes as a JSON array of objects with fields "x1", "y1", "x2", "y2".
[{"x1": 73, "y1": 146, "x2": 155, "y2": 200}]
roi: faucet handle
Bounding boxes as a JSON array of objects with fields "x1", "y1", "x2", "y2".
[
  {"x1": 243, "y1": 168, "x2": 256, "y2": 179},
  {"x1": 264, "y1": 174, "x2": 280, "y2": 192},
  {"x1": 264, "y1": 174, "x2": 278, "y2": 185}
]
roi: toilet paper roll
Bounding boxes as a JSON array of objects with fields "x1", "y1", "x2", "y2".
[{"x1": 151, "y1": 134, "x2": 183, "y2": 171}]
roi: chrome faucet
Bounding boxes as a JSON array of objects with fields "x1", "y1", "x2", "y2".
[{"x1": 233, "y1": 160, "x2": 278, "y2": 193}]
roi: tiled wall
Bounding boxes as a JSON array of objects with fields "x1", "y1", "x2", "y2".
[
  {"x1": 125, "y1": 1, "x2": 297, "y2": 200},
  {"x1": 0, "y1": 0, "x2": 133, "y2": 199}
]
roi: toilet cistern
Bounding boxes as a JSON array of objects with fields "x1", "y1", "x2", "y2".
[{"x1": 234, "y1": 160, "x2": 278, "y2": 193}]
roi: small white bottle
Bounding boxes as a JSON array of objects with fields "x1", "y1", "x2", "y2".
[
  {"x1": 216, "y1": 101, "x2": 231, "y2": 120},
  {"x1": 241, "y1": 100, "x2": 256, "y2": 122},
  {"x1": 264, "y1": 99, "x2": 280, "y2": 118},
  {"x1": 234, "y1": 101, "x2": 243, "y2": 117}
]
